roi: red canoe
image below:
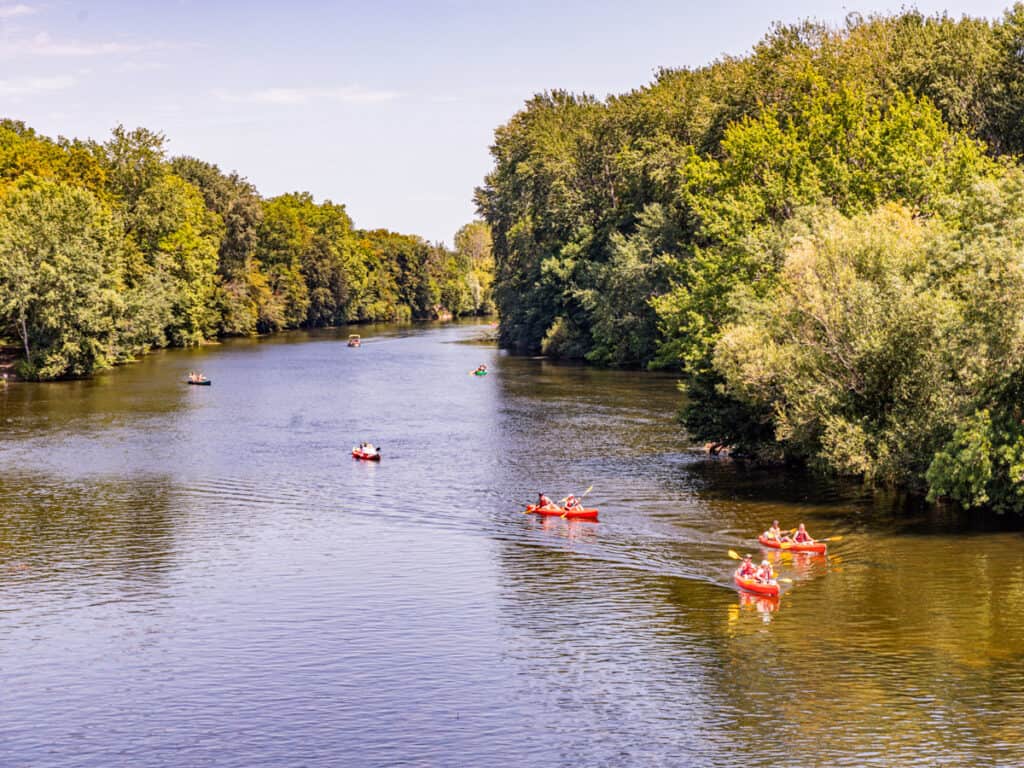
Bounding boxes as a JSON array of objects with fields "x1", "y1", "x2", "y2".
[
  {"x1": 525, "y1": 504, "x2": 599, "y2": 521},
  {"x1": 352, "y1": 448, "x2": 381, "y2": 461},
  {"x1": 758, "y1": 534, "x2": 827, "y2": 554},
  {"x1": 733, "y1": 569, "x2": 780, "y2": 597}
]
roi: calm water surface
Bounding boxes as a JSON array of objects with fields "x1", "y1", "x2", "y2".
[{"x1": 2, "y1": 322, "x2": 1023, "y2": 767}]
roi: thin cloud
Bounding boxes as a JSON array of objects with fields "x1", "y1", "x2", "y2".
[
  {"x1": 0, "y1": 74, "x2": 75, "y2": 95},
  {"x1": 0, "y1": 3, "x2": 35, "y2": 18},
  {"x1": 214, "y1": 85, "x2": 399, "y2": 105},
  {"x1": 0, "y1": 32, "x2": 168, "y2": 57}
]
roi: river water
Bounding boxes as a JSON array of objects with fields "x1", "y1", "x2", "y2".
[{"x1": 1, "y1": 322, "x2": 1023, "y2": 767}]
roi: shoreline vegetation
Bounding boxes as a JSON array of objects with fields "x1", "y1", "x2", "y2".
[
  {"x1": 477, "y1": 5, "x2": 1024, "y2": 515},
  {"x1": 0, "y1": 120, "x2": 494, "y2": 383}
]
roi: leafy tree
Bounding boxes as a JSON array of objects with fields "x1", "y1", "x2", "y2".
[{"x1": 0, "y1": 182, "x2": 124, "y2": 378}]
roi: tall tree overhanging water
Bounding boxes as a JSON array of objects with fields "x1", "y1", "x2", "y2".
[{"x1": 476, "y1": 5, "x2": 1024, "y2": 515}]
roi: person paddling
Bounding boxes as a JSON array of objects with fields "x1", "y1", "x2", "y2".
[
  {"x1": 755, "y1": 559, "x2": 776, "y2": 584},
  {"x1": 737, "y1": 554, "x2": 757, "y2": 578},
  {"x1": 563, "y1": 494, "x2": 582, "y2": 511},
  {"x1": 792, "y1": 523, "x2": 815, "y2": 544},
  {"x1": 764, "y1": 520, "x2": 790, "y2": 542},
  {"x1": 537, "y1": 492, "x2": 555, "y2": 510}
]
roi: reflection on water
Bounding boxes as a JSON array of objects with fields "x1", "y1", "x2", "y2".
[{"x1": 2, "y1": 321, "x2": 1024, "y2": 766}]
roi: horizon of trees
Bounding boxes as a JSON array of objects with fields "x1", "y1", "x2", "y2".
[{"x1": 0, "y1": 120, "x2": 493, "y2": 381}]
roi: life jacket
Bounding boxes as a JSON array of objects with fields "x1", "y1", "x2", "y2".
[
  {"x1": 794, "y1": 530, "x2": 811, "y2": 543},
  {"x1": 739, "y1": 562, "x2": 756, "y2": 577},
  {"x1": 756, "y1": 566, "x2": 774, "y2": 583}
]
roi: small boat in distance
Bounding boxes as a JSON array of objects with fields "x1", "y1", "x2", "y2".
[
  {"x1": 471, "y1": 364, "x2": 488, "y2": 376},
  {"x1": 348, "y1": 334, "x2": 361, "y2": 348},
  {"x1": 187, "y1": 371, "x2": 211, "y2": 386},
  {"x1": 352, "y1": 442, "x2": 381, "y2": 461}
]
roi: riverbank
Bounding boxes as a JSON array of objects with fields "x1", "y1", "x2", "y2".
[{"x1": 0, "y1": 344, "x2": 21, "y2": 382}]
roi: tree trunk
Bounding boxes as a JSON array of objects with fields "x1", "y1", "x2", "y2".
[{"x1": 19, "y1": 312, "x2": 30, "y2": 364}]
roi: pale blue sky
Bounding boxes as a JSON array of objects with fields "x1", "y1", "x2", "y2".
[{"x1": 0, "y1": 1, "x2": 1012, "y2": 242}]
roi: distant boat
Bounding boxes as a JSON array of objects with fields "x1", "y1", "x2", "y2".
[
  {"x1": 187, "y1": 373, "x2": 211, "y2": 386},
  {"x1": 352, "y1": 446, "x2": 381, "y2": 461},
  {"x1": 348, "y1": 334, "x2": 361, "y2": 348}
]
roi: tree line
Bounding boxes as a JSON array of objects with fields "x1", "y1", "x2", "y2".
[
  {"x1": 476, "y1": 6, "x2": 1024, "y2": 513},
  {"x1": 0, "y1": 121, "x2": 493, "y2": 380}
]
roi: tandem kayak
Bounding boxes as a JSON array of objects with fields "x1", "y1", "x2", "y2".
[
  {"x1": 758, "y1": 534, "x2": 827, "y2": 554},
  {"x1": 733, "y1": 569, "x2": 780, "y2": 597},
  {"x1": 473, "y1": 370, "x2": 488, "y2": 376},
  {"x1": 352, "y1": 448, "x2": 381, "y2": 461},
  {"x1": 187, "y1": 379, "x2": 211, "y2": 386},
  {"x1": 525, "y1": 504, "x2": 598, "y2": 521}
]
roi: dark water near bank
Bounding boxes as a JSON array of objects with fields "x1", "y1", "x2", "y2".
[{"x1": 2, "y1": 322, "x2": 1023, "y2": 767}]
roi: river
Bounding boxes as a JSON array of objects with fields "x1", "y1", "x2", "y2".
[{"x1": 1, "y1": 321, "x2": 1023, "y2": 767}]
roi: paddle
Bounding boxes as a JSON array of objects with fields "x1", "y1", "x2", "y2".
[
  {"x1": 561, "y1": 485, "x2": 593, "y2": 517},
  {"x1": 776, "y1": 534, "x2": 839, "y2": 548}
]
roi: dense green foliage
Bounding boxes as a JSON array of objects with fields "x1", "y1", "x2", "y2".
[
  {"x1": 477, "y1": 6, "x2": 1024, "y2": 512},
  {"x1": 0, "y1": 120, "x2": 492, "y2": 380}
]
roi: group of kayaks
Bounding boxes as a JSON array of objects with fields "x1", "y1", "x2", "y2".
[{"x1": 732, "y1": 527, "x2": 833, "y2": 598}]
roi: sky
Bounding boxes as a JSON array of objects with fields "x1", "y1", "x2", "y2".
[{"x1": 0, "y1": 0, "x2": 1013, "y2": 243}]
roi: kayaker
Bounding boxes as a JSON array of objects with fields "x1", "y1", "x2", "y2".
[
  {"x1": 764, "y1": 520, "x2": 790, "y2": 542},
  {"x1": 564, "y1": 494, "x2": 582, "y2": 511},
  {"x1": 537, "y1": 492, "x2": 555, "y2": 510},
  {"x1": 755, "y1": 559, "x2": 776, "y2": 584},
  {"x1": 793, "y1": 523, "x2": 815, "y2": 544},
  {"x1": 737, "y1": 554, "x2": 757, "y2": 578}
]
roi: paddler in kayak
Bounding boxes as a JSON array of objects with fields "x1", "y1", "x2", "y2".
[
  {"x1": 563, "y1": 494, "x2": 582, "y2": 511},
  {"x1": 792, "y1": 523, "x2": 815, "y2": 544},
  {"x1": 537, "y1": 492, "x2": 556, "y2": 510},
  {"x1": 762, "y1": 520, "x2": 791, "y2": 543},
  {"x1": 737, "y1": 554, "x2": 757, "y2": 578},
  {"x1": 755, "y1": 559, "x2": 777, "y2": 585}
]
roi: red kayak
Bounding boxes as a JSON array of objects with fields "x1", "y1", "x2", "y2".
[
  {"x1": 525, "y1": 504, "x2": 599, "y2": 521},
  {"x1": 352, "y1": 448, "x2": 381, "y2": 461},
  {"x1": 733, "y1": 569, "x2": 780, "y2": 597},
  {"x1": 758, "y1": 534, "x2": 826, "y2": 554}
]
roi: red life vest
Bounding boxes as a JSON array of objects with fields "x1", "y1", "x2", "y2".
[{"x1": 794, "y1": 530, "x2": 812, "y2": 543}]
